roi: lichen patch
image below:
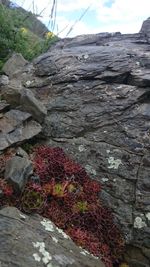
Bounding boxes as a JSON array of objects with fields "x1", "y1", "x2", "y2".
[
  {"x1": 33, "y1": 253, "x2": 41, "y2": 262},
  {"x1": 56, "y1": 227, "x2": 70, "y2": 239},
  {"x1": 32, "y1": 241, "x2": 52, "y2": 265},
  {"x1": 145, "y1": 212, "x2": 150, "y2": 220},
  {"x1": 134, "y1": 217, "x2": 146, "y2": 229},
  {"x1": 41, "y1": 218, "x2": 54, "y2": 232},
  {"x1": 107, "y1": 156, "x2": 122, "y2": 169},
  {"x1": 85, "y1": 165, "x2": 97, "y2": 175}
]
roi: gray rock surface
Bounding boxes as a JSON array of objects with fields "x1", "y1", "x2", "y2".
[
  {"x1": 20, "y1": 89, "x2": 47, "y2": 123},
  {"x1": 0, "y1": 101, "x2": 42, "y2": 151},
  {"x1": 5, "y1": 152, "x2": 33, "y2": 192},
  {"x1": 1, "y1": 80, "x2": 47, "y2": 123},
  {"x1": 12, "y1": 22, "x2": 150, "y2": 267},
  {"x1": 140, "y1": 18, "x2": 150, "y2": 40},
  {"x1": 0, "y1": 207, "x2": 104, "y2": 267},
  {"x1": 1, "y1": 79, "x2": 23, "y2": 107},
  {"x1": 2, "y1": 53, "x2": 28, "y2": 78}
]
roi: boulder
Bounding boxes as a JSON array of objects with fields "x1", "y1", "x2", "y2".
[
  {"x1": 0, "y1": 104, "x2": 42, "y2": 152},
  {"x1": 1, "y1": 80, "x2": 47, "y2": 123},
  {"x1": 5, "y1": 152, "x2": 33, "y2": 192},
  {"x1": 20, "y1": 89, "x2": 47, "y2": 123},
  {"x1": 2, "y1": 20, "x2": 150, "y2": 266},
  {"x1": 140, "y1": 17, "x2": 150, "y2": 40},
  {"x1": 16, "y1": 24, "x2": 150, "y2": 267},
  {"x1": 0, "y1": 207, "x2": 104, "y2": 267},
  {"x1": 2, "y1": 53, "x2": 28, "y2": 78},
  {"x1": 1, "y1": 79, "x2": 22, "y2": 107}
]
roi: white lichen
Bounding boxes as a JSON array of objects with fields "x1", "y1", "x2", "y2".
[
  {"x1": 77, "y1": 54, "x2": 89, "y2": 60},
  {"x1": 33, "y1": 253, "x2": 41, "y2": 262},
  {"x1": 101, "y1": 177, "x2": 109, "y2": 182},
  {"x1": 83, "y1": 54, "x2": 89, "y2": 59},
  {"x1": 80, "y1": 251, "x2": 87, "y2": 256},
  {"x1": 52, "y1": 236, "x2": 58, "y2": 243},
  {"x1": 42, "y1": 252, "x2": 52, "y2": 264},
  {"x1": 134, "y1": 217, "x2": 146, "y2": 229},
  {"x1": 107, "y1": 156, "x2": 122, "y2": 169},
  {"x1": 80, "y1": 249, "x2": 90, "y2": 256},
  {"x1": 85, "y1": 165, "x2": 97, "y2": 175},
  {"x1": 79, "y1": 248, "x2": 98, "y2": 259},
  {"x1": 54, "y1": 254, "x2": 75, "y2": 265},
  {"x1": 32, "y1": 241, "x2": 52, "y2": 265},
  {"x1": 41, "y1": 218, "x2": 54, "y2": 232},
  {"x1": 91, "y1": 255, "x2": 99, "y2": 260},
  {"x1": 78, "y1": 145, "x2": 86, "y2": 152},
  {"x1": 25, "y1": 80, "x2": 32, "y2": 86},
  {"x1": 32, "y1": 241, "x2": 45, "y2": 249},
  {"x1": 56, "y1": 228, "x2": 70, "y2": 239},
  {"x1": 19, "y1": 213, "x2": 26, "y2": 219},
  {"x1": 106, "y1": 149, "x2": 110, "y2": 154},
  {"x1": 145, "y1": 212, "x2": 150, "y2": 220}
]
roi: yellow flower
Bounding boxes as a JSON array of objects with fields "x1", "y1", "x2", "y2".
[
  {"x1": 20, "y1": 27, "x2": 28, "y2": 34},
  {"x1": 45, "y1": 31, "x2": 54, "y2": 40}
]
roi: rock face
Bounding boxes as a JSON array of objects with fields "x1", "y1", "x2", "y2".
[
  {"x1": 0, "y1": 101, "x2": 42, "y2": 151},
  {"x1": 140, "y1": 18, "x2": 150, "y2": 40},
  {"x1": 2, "y1": 53, "x2": 28, "y2": 78},
  {"x1": 13, "y1": 23, "x2": 150, "y2": 267},
  {"x1": 0, "y1": 207, "x2": 104, "y2": 267},
  {"x1": 1, "y1": 79, "x2": 47, "y2": 123}
]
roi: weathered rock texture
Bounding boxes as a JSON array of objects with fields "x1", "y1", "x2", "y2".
[
  {"x1": 2, "y1": 18, "x2": 150, "y2": 267},
  {"x1": 1, "y1": 20, "x2": 150, "y2": 267},
  {"x1": 0, "y1": 207, "x2": 104, "y2": 267},
  {"x1": 2, "y1": 53, "x2": 28, "y2": 78},
  {"x1": 5, "y1": 152, "x2": 33, "y2": 192},
  {"x1": 0, "y1": 101, "x2": 42, "y2": 151},
  {"x1": 1, "y1": 79, "x2": 47, "y2": 123}
]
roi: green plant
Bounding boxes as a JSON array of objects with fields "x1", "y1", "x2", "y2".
[
  {"x1": 0, "y1": 146, "x2": 125, "y2": 267},
  {"x1": 0, "y1": 3, "x2": 58, "y2": 70},
  {"x1": 73, "y1": 201, "x2": 88, "y2": 213}
]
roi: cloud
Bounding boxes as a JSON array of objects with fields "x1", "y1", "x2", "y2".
[
  {"x1": 12, "y1": 0, "x2": 150, "y2": 37},
  {"x1": 96, "y1": 0, "x2": 150, "y2": 23}
]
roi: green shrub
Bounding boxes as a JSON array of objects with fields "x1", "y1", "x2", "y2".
[{"x1": 0, "y1": 4, "x2": 58, "y2": 70}]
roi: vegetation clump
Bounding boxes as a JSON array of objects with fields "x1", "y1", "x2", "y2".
[
  {"x1": 0, "y1": 3, "x2": 58, "y2": 70},
  {"x1": 0, "y1": 145, "x2": 125, "y2": 267}
]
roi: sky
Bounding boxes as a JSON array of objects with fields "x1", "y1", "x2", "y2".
[{"x1": 13, "y1": 0, "x2": 150, "y2": 37}]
